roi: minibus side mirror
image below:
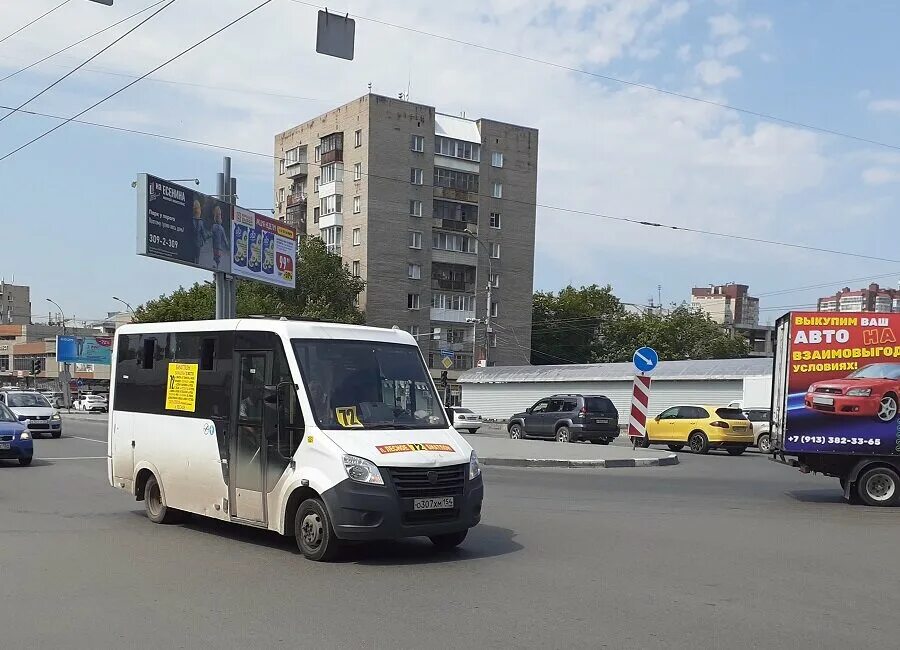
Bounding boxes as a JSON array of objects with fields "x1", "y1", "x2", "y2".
[{"x1": 274, "y1": 381, "x2": 301, "y2": 465}]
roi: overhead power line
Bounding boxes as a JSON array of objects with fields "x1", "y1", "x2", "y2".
[
  {"x1": 4, "y1": 102, "x2": 898, "y2": 266},
  {"x1": 287, "y1": 0, "x2": 900, "y2": 153},
  {"x1": 0, "y1": 1, "x2": 168, "y2": 84},
  {"x1": 0, "y1": 0, "x2": 72, "y2": 45},
  {"x1": 757, "y1": 271, "x2": 900, "y2": 298},
  {"x1": 0, "y1": 0, "x2": 176, "y2": 125},
  {"x1": 0, "y1": 0, "x2": 275, "y2": 163}
]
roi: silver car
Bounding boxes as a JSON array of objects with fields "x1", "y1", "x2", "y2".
[
  {"x1": 742, "y1": 407, "x2": 772, "y2": 453},
  {"x1": 449, "y1": 407, "x2": 482, "y2": 434},
  {"x1": 0, "y1": 391, "x2": 62, "y2": 438}
]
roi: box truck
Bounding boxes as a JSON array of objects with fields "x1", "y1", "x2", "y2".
[{"x1": 771, "y1": 311, "x2": 900, "y2": 506}]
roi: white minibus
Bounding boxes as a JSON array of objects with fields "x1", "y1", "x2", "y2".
[{"x1": 108, "y1": 319, "x2": 483, "y2": 560}]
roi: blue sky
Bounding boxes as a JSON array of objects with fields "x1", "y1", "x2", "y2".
[{"x1": 1, "y1": 0, "x2": 898, "y2": 326}]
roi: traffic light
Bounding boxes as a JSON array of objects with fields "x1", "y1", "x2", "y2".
[
  {"x1": 440, "y1": 370, "x2": 448, "y2": 387},
  {"x1": 31, "y1": 358, "x2": 41, "y2": 375}
]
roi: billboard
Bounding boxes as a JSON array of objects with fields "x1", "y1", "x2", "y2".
[
  {"x1": 57, "y1": 336, "x2": 113, "y2": 365},
  {"x1": 136, "y1": 174, "x2": 232, "y2": 272},
  {"x1": 231, "y1": 206, "x2": 296, "y2": 288},
  {"x1": 783, "y1": 312, "x2": 900, "y2": 455}
]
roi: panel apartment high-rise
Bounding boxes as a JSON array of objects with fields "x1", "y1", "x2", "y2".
[{"x1": 274, "y1": 94, "x2": 538, "y2": 399}]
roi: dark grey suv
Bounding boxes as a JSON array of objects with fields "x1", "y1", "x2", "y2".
[{"x1": 507, "y1": 394, "x2": 620, "y2": 444}]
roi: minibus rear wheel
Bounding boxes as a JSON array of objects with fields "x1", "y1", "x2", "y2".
[{"x1": 295, "y1": 498, "x2": 340, "y2": 561}]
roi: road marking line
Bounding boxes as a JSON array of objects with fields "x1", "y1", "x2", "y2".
[
  {"x1": 39, "y1": 456, "x2": 106, "y2": 460},
  {"x1": 70, "y1": 436, "x2": 106, "y2": 444}
]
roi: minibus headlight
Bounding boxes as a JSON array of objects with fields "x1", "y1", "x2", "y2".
[
  {"x1": 469, "y1": 450, "x2": 481, "y2": 480},
  {"x1": 342, "y1": 454, "x2": 384, "y2": 485}
]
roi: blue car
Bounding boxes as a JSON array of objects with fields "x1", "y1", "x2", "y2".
[{"x1": 0, "y1": 402, "x2": 33, "y2": 466}]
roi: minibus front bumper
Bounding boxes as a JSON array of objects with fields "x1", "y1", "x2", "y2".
[{"x1": 322, "y1": 466, "x2": 484, "y2": 541}]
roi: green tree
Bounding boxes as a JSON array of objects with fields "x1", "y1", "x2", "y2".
[
  {"x1": 591, "y1": 305, "x2": 749, "y2": 362},
  {"x1": 531, "y1": 284, "x2": 624, "y2": 364},
  {"x1": 134, "y1": 237, "x2": 366, "y2": 324}
]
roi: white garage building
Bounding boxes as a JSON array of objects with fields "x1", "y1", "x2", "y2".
[{"x1": 458, "y1": 358, "x2": 773, "y2": 423}]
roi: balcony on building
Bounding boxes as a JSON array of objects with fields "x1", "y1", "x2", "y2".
[
  {"x1": 320, "y1": 132, "x2": 343, "y2": 165},
  {"x1": 285, "y1": 194, "x2": 307, "y2": 235},
  {"x1": 319, "y1": 212, "x2": 343, "y2": 229},
  {"x1": 433, "y1": 199, "x2": 478, "y2": 234},
  {"x1": 433, "y1": 167, "x2": 479, "y2": 204},
  {"x1": 432, "y1": 262, "x2": 476, "y2": 293},
  {"x1": 285, "y1": 146, "x2": 308, "y2": 178}
]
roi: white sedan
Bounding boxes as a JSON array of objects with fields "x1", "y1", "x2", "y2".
[{"x1": 449, "y1": 407, "x2": 482, "y2": 434}]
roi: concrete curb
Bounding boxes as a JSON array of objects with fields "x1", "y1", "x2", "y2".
[{"x1": 480, "y1": 454, "x2": 679, "y2": 469}]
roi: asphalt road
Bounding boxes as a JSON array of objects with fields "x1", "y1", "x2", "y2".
[{"x1": 2, "y1": 417, "x2": 899, "y2": 649}]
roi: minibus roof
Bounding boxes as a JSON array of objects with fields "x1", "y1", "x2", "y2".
[{"x1": 115, "y1": 318, "x2": 418, "y2": 346}]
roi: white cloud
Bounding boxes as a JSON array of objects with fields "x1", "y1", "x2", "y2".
[
  {"x1": 717, "y1": 35, "x2": 750, "y2": 57},
  {"x1": 695, "y1": 59, "x2": 741, "y2": 85},
  {"x1": 862, "y1": 167, "x2": 900, "y2": 185},
  {"x1": 868, "y1": 99, "x2": 900, "y2": 114},
  {"x1": 676, "y1": 43, "x2": 692, "y2": 61},
  {"x1": 708, "y1": 13, "x2": 743, "y2": 37},
  {"x1": 749, "y1": 15, "x2": 773, "y2": 31}
]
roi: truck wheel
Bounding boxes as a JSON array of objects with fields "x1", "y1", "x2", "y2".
[
  {"x1": 856, "y1": 467, "x2": 900, "y2": 506},
  {"x1": 876, "y1": 394, "x2": 898, "y2": 423},
  {"x1": 430, "y1": 530, "x2": 467, "y2": 550},
  {"x1": 508, "y1": 424, "x2": 524, "y2": 439},
  {"x1": 295, "y1": 498, "x2": 340, "y2": 561},
  {"x1": 688, "y1": 431, "x2": 710, "y2": 455},
  {"x1": 756, "y1": 433, "x2": 772, "y2": 454}
]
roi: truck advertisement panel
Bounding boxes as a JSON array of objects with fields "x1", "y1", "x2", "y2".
[
  {"x1": 783, "y1": 311, "x2": 900, "y2": 455},
  {"x1": 231, "y1": 206, "x2": 296, "y2": 288}
]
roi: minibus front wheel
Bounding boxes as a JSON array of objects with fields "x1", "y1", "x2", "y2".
[{"x1": 295, "y1": 498, "x2": 340, "y2": 561}]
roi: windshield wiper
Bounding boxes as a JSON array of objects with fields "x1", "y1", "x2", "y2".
[{"x1": 365, "y1": 423, "x2": 417, "y2": 429}]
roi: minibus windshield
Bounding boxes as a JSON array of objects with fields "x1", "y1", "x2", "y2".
[{"x1": 292, "y1": 339, "x2": 448, "y2": 430}]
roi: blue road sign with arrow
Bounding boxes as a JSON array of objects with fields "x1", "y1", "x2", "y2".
[{"x1": 633, "y1": 347, "x2": 659, "y2": 374}]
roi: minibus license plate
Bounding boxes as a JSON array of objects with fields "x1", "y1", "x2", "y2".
[
  {"x1": 414, "y1": 497, "x2": 454, "y2": 510},
  {"x1": 0, "y1": 442, "x2": 9, "y2": 450}
]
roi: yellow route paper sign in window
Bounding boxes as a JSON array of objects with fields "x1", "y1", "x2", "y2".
[
  {"x1": 335, "y1": 406, "x2": 363, "y2": 428},
  {"x1": 165, "y1": 362, "x2": 199, "y2": 412}
]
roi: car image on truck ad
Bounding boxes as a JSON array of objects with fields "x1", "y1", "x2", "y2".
[{"x1": 772, "y1": 311, "x2": 900, "y2": 506}]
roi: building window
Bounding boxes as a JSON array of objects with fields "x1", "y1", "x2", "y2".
[
  {"x1": 320, "y1": 194, "x2": 342, "y2": 215},
  {"x1": 322, "y1": 226, "x2": 342, "y2": 255},
  {"x1": 408, "y1": 263, "x2": 421, "y2": 280},
  {"x1": 434, "y1": 136, "x2": 481, "y2": 161},
  {"x1": 279, "y1": 187, "x2": 285, "y2": 202},
  {"x1": 434, "y1": 167, "x2": 479, "y2": 193},
  {"x1": 320, "y1": 163, "x2": 341, "y2": 184},
  {"x1": 431, "y1": 293, "x2": 475, "y2": 312},
  {"x1": 408, "y1": 325, "x2": 420, "y2": 337},
  {"x1": 408, "y1": 294, "x2": 420, "y2": 310},
  {"x1": 411, "y1": 134, "x2": 425, "y2": 152},
  {"x1": 353, "y1": 196, "x2": 361, "y2": 214},
  {"x1": 410, "y1": 168, "x2": 424, "y2": 185},
  {"x1": 489, "y1": 273, "x2": 499, "y2": 288},
  {"x1": 447, "y1": 328, "x2": 467, "y2": 344},
  {"x1": 492, "y1": 181, "x2": 503, "y2": 198},
  {"x1": 492, "y1": 151, "x2": 504, "y2": 168},
  {"x1": 354, "y1": 162, "x2": 361, "y2": 181},
  {"x1": 279, "y1": 159, "x2": 286, "y2": 175},
  {"x1": 314, "y1": 145, "x2": 321, "y2": 162},
  {"x1": 432, "y1": 231, "x2": 476, "y2": 253},
  {"x1": 489, "y1": 212, "x2": 501, "y2": 228},
  {"x1": 314, "y1": 176, "x2": 320, "y2": 193},
  {"x1": 313, "y1": 207, "x2": 320, "y2": 223},
  {"x1": 409, "y1": 231, "x2": 422, "y2": 249},
  {"x1": 491, "y1": 301, "x2": 499, "y2": 318},
  {"x1": 409, "y1": 199, "x2": 422, "y2": 217},
  {"x1": 489, "y1": 242, "x2": 500, "y2": 259},
  {"x1": 352, "y1": 260, "x2": 360, "y2": 277},
  {"x1": 489, "y1": 332, "x2": 497, "y2": 348},
  {"x1": 352, "y1": 227, "x2": 361, "y2": 246},
  {"x1": 355, "y1": 129, "x2": 362, "y2": 147}
]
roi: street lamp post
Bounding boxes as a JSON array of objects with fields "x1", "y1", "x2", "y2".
[
  {"x1": 46, "y1": 298, "x2": 71, "y2": 411},
  {"x1": 111, "y1": 296, "x2": 135, "y2": 316},
  {"x1": 464, "y1": 227, "x2": 493, "y2": 367}
]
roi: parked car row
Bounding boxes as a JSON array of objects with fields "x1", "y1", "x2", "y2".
[{"x1": 497, "y1": 392, "x2": 772, "y2": 455}]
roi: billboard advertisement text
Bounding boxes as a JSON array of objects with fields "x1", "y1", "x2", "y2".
[
  {"x1": 784, "y1": 312, "x2": 900, "y2": 455},
  {"x1": 57, "y1": 336, "x2": 113, "y2": 365},
  {"x1": 231, "y1": 206, "x2": 296, "y2": 288}
]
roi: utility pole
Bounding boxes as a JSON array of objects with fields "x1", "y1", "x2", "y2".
[
  {"x1": 215, "y1": 156, "x2": 237, "y2": 319},
  {"x1": 465, "y1": 228, "x2": 493, "y2": 367}
]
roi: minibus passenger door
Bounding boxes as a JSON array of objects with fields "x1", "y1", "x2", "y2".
[{"x1": 230, "y1": 351, "x2": 273, "y2": 524}]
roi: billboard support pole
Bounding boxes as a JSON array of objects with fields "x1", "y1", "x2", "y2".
[{"x1": 215, "y1": 156, "x2": 236, "y2": 319}]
